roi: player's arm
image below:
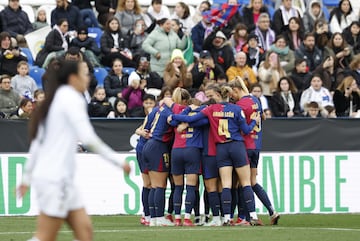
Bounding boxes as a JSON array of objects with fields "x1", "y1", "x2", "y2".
[
  {"x1": 238, "y1": 111, "x2": 259, "y2": 135},
  {"x1": 171, "y1": 111, "x2": 206, "y2": 123}
]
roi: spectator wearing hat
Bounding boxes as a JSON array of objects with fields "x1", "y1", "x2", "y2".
[
  {"x1": 163, "y1": 48, "x2": 193, "y2": 90},
  {"x1": 70, "y1": 26, "x2": 101, "y2": 67},
  {"x1": 1, "y1": 0, "x2": 33, "y2": 47},
  {"x1": 203, "y1": 30, "x2": 234, "y2": 73},
  {"x1": 122, "y1": 69, "x2": 146, "y2": 112},
  {"x1": 32, "y1": 6, "x2": 49, "y2": 30},
  {"x1": 241, "y1": 33, "x2": 265, "y2": 73},
  {"x1": 253, "y1": 13, "x2": 275, "y2": 51},
  {"x1": 226, "y1": 51, "x2": 257, "y2": 87},
  {"x1": 302, "y1": 0, "x2": 326, "y2": 33},
  {"x1": 191, "y1": 50, "x2": 225, "y2": 91},
  {"x1": 128, "y1": 55, "x2": 163, "y2": 98}
]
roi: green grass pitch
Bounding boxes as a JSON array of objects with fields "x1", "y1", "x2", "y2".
[{"x1": 0, "y1": 214, "x2": 359, "y2": 241}]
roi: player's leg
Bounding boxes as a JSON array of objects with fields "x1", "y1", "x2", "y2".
[
  {"x1": 172, "y1": 174, "x2": 184, "y2": 225},
  {"x1": 30, "y1": 212, "x2": 64, "y2": 241},
  {"x1": 66, "y1": 208, "x2": 93, "y2": 241}
]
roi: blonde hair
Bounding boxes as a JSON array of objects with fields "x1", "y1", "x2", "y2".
[
  {"x1": 117, "y1": 0, "x2": 142, "y2": 14},
  {"x1": 337, "y1": 76, "x2": 356, "y2": 92},
  {"x1": 228, "y1": 76, "x2": 249, "y2": 95},
  {"x1": 172, "y1": 87, "x2": 191, "y2": 104}
]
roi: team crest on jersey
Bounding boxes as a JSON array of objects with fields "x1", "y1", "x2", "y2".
[
  {"x1": 163, "y1": 153, "x2": 170, "y2": 168},
  {"x1": 240, "y1": 110, "x2": 245, "y2": 118}
]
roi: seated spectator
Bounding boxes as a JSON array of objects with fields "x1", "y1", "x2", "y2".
[
  {"x1": 325, "y1": 105, "x2": 337, "y2": 118},
  {"x1": 95, "y1": 0, "x2": 117, "y2": 27},
  {"x1": 295, "y1": 32, "x2": 323, "y2": 72},
  {"x1": 51, "y1": 0, "x2": 83, "y2": 31},
  {"x1": 104, "y1": 58, "x2": 129, "y2": 101},
  {"x1": 216, "y1": 73, "x2": 228, "y2": 85},
  {"x1": 254, "y1": 13, "x2": 275, "y2": 52},
  {"x1": 241, "y1": 33, "x2": 265, "y2": 72},
  {"x1": 32, "y1": 6, "x2": 49, "y2": 30},
  {"x1": 303, "y1": 101, "x2": 322, "y2": 118},
  {"x1": 250, "y1": 82, "x2": 269, "y2": 111},
  {"x1": 269, "y1": 34, "x2": 295, "y2": 74},
  {"x1": 313, "y1": 56, "x2": 338, "y2": 92},
  {"x1": 192, "y1": 0, "x2": 211, "y2": 24},
  {"x1": 300, "y1": 74, "x2": 334, "y2": 111},
  {"x1": 127, "y1": 19, "x2": 148, "y2": 58},
  {"x1": 35, "y1": 19, "x2": 69, "y2": 68},
  {"x1": 72, "y1": 0, "x2": 100, "y2": 28},
  {"x1": 327, "y1": 32, "x2": 353, "y2": 69},
  {"x1": 270, "y1": 76, "x2": 301, "y2": 118},
  {"x1": 115, "y1": 0, "x2": 143, "y2": 35},
  {"x1": 0, "y1": 31, "x2": 27, "y2": 76},
  {"x1": 191, "y1": 13, "x2": 215, "y2": 57},
  {"x1": 128, "y1": 55, "x2": 163, "y2": 97},
  {"x1": 122, "y1": 73, "x2": 146, "y2": 111},
  {"x1": 1, "y1": 0, "x2": 33, "y2": 47},
  {"x1": 158, "y1": 86, "x2": 173, "y2": 101},
  {"x1": 170, "y1": 2, "x2": 194, "y2": 34},
  {"x1": 70, "y1": 26, "x2": 101, "y2": 67},
  {"x1": 226, "y1": 51, "x2": 257, "y2": 88},
  {"x1": 343, "y1": 21, "x2": 360, "y2": 55},
  {"x1": 191, "y1": 50, "x2": 224, "y2": 91},
  {"x1": 258, "y1": 51, "x2": 286, "y2": 100},
  {"x1": 129, "y1": 93, "x2": 156, "y2": 117},
  {"x1": 100, "y1": 17, "x2": 135, "y2": 68},
  {"x1": 0, "y1": 75, "x2": 21, "y2": 116},
  {"x1": 170, "y1": 18, "x2": 185, "y2": 40},
  {"x1": 290, "y1": 58, "x2": 312, "y2": 94},
  {"x1": 8, "y1": 97, "x2": 33, "y2": 119},
  {"x1": 33, "y1": 88, "x2": 45, "y2": 109},
  {"x1": 203, "y1": 30, "x2": 234, "y2": 73},
  {"x1": 272, "y1": 0, "x2": 303, "y2": 35},
  {"x1": 329, "y1": 0, "x2": 358, "y2": 34},
  {"x1": 242, "y1": 0, "x2": 270, "y2": 33},
  {"x1": 348, "y1": 54, "x2": 360, "y2": 86},
  {"x1": 163, "y1": 49, "x2": 192, "y2": 91},
  {"x1": 313, "y1": 19, "x2": 333, "y2": 57},
  {"x1": 11, "y1": 61, "x2": 37, "y2": 96},
  {"x1": 113, "y1": 97, "x2": 129, "y2": 117},
  {"x1": 333, "y1": 76, "x2": 360, "y2": 117},
  {"x1": 230, "y1": 23, "x2": 248, "y2": 54},
  {"x1": 88, "y1": 86, "x2": 115, "y2": 118},
  {"x1": 303, "y1": 0, "x2": 325, "y2": 33},
  {"x1": 147, "y1": 0, "x2": 170, "y2": 20},
  {"x1": 142, "y1": 18, "x2": 187, "y2": 77},
  {"x1": 282, "y1": 17, "x2": 304, "y2": 51}
]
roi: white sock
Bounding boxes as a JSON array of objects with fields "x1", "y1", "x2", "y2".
[
  {"x1": 224, "y1": 214, "x2": 231, "y2": 222},
  {"x1": 27, "y1": 238, "x2": 40, "y2": 241},
  {"x1": 213, "y1": 216, "x2": 220, "y2": 222},
  {"x1": 250, "y1": 212, "x2": 258, "y2": 220},
  {"x1": 184, "y1": 213, "x2": 191, "y2": 219},
  {"x1": 175, "y1": 214, "x2": 181, "y2": 219}
]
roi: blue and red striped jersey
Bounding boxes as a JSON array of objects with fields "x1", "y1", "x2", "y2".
[
  {"x1": 135, "y1": 109, "x2": 157, "y2": 153},
  {"x1": 236, "y1": 95, "x2": 263, "y2": 150}
]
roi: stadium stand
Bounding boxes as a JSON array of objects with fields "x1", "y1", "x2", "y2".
[
  {"x1": 94, "y1": 67, "x2": 108, "y2": 87},
  {"x1": 87, "y1": 27, "x2": 103, "y2": 48},
  {"x1": 29, "y1": 66, "x2": 45, "y2": 89},
  {"x1": 20, "y1": 47, "x2": 35, "y2": 66}
]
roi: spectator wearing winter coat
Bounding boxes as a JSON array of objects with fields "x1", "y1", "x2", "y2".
[{"x1": 51, "y1": 0, "x2": 83, "y2": 31}]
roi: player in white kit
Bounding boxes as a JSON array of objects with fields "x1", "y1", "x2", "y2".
[{"x1": 17, "y1": 60, "x2": 131, "y2": 241}]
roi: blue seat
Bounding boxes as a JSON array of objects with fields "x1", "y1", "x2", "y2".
[
  {"x1": 122, "y1": 67, "x2": 135, "y2": 75},
  {"x1": 20, "y1": 47, "x2": 34, "y2": 66},
  {"x1": 94, "y1": 67, "x2": 108, "y2": 86},
  {"x1": 323, "y1": 6, "x2": 330, "y2": 21},
  {"x1": 323, "y1": 0, "x2": 339, "y2": 7},
  {"x1": 29, "y1": 66, "x2": 45, "y2": 89},
  {"x1": 88, "y1": 27, "x2": 103, "y2": 48}
]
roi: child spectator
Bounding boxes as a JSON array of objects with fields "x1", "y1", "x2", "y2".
[
  {"x1": 11, "y1": 61, "x2": 37, "y2": 97},
  {"x1": 303, "y1": 101, "x2": 322, "y2": 118},
  {"x1": 325, "y1": 105, "x2": 337, "y2": 118},
  {"x1": 216, "y1": 73, "x2": 228, "y2": 85},
  {"x1": 122, "y1": 74, "x2": 146, "y2": 111},
  {"x1": 32, "y1": 7, "x2": 49, "y2": 30},
  {"x1": 71, "y1": 26, "x2": 101, "y2": 67},
  {"x1": 88, "y1": 86, "x2": 115, "y2": 118},
  {"x1": 194, "y1": 78, "x2": 215, "y2": 103},
  {"x1": 33, "y1": 89, "x2": 45, "y2": 109},
  {"x1": 129, "y1": 93, "x2": 156, "y2": 117},
  {"x1": 114, "y1": 97, "x2": 130, "y2": 118}
]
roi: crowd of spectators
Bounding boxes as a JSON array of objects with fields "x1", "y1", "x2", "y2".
[{"x1": 1, "y1": 0, "x2": 360, "y2": 119}]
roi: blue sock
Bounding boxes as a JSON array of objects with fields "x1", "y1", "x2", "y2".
[
  {"x1": 173, "y1": 185, "x2": 184, "y2": 215},
  {"x1": 208, "y1": 191, "x2": 220, "y2": 216},
  {"x1": 185, "y1": 185, "x2": 196, "y2": 214},
  {"x1": 230, "y1": 188, "x2": 238, "y2": 219},
  {"x1": 237, "y1": 187, "x2": 249, "y2": 221},
  {"x1": 194, "y1": 189, "x2": 200, "y2": 217},
  {"x1": 221, "y1": 188, "x2": 232, "y2": 216},
  {"x1": 243, "y1": 185, "x2": 255, "y2": 214},
  {"x1": 167, "y1": 181, "x2": 175, "y2": 214},
  {"x1": 253, "y1": 183, "x2": 274, "y2": 216},
  {"x1": 142, "y1": 187, "x2": 150, "y2": 216},
  {"x1": 154, "y1": 187, "x2": 166, "y2": 217},
  {"x1": 148, "y1": 188, "x2": 155, "y2": 218}
]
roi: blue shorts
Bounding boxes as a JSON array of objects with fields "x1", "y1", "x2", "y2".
[
  {"x1": 136, "y1": 151, "x2": 148, "y2": 174},
  {"x1": 247, "y1": 149, "x2": 260, "y2": 168},
  {"x1": 171, "y1": 147, "x2": 201, "y2": 175},
  {"x1": 201, "y1": 155, "x2": 219, "y2": 179},
  {"x1": 216, "y1": 141, "x2": 249, "y2": 168},
  {"x1": 142, "y1": 139, "x2": 170, "y2": 172}
]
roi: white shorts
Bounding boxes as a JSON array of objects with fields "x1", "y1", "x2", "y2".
[{"x1": 33, "y1": 180, "x2": 84, "y2": 218}]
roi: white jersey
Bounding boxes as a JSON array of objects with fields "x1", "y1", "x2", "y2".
[{"x1": 22, "y1": 85, "x2": 124, "y2": 185}]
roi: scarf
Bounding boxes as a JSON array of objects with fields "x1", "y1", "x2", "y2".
[
  {"x1": 279, "y1": 5, "x2": 298, "y2": 26},
  {"x1": 281, "y1": 91, "x2": 295, "y2": 112},
  {"x1": 269, "y1": 44, "x2": 289, "y2": 55},
  {"x1": 111, "y1": 33, "x2": 119, "y2": 48},
  {"x1": 255, "y1": 27, "x2": 275, "y2": 51},
  {"x1": 53, "y1": 24, "x2": 68, "y2": 51},
  {"x1": 202, "y1": 21, "x2": 214, "y2": 39},
  {"x1": 249, "y1": 47, "x2": 261, "y2": 72}
]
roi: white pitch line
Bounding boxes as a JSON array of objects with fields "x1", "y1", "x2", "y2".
[{"x1": 0, "y1": 226, "x2": 359, "y2": 235}]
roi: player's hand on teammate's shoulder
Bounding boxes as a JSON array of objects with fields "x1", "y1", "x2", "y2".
[{"x1": 250, "y1": 111, "x2": 261, "y2": 124}]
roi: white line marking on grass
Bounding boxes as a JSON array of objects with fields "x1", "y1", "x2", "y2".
[{"x1": 1, "y1": 227, "x2": 360, "y2": 235}]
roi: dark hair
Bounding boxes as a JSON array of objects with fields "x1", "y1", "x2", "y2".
[
  {"x1": 217, "y1": 73, "x2": 228, "y2": 81},
  {"x1": 307, "y1": 101, "x2": 319, "y2": 109},
  {"x1": 0, "y1": 31, "x2": 11, "y2": 47},
  {"x1": 20, "y1": 98, "x2": 32, "y2": 108},
  {"x1": 157, "y1": 18, "x2": 169, "y2": 26},
  {"x1": 177, "y1": 2, "x2": 190, "y2": 19},
  {"x1": 151, "y1": 0, "x2": 162, "y2": 5},
  {"x1": 274, "y1": 34, "x2": 288, "y2": 45},
  {"x1": 276, "y1": 76, "x2": 298, "y2": 93},
  {"x1": 158, "y1": 86, "x2": 173, "y2": 100},
  {"x1": 143, "y1": 93, "x2": 156, "y2": 101},
  {"x1": 0, "y1": 74, "x2": 11, "y2": 83},
  {"x1": 56, "y1": 18, "x2": 68, "y2": 26},
  {"x1": 200, "y1": 1, "x2": 211, "y2": 10},
  {"x1": 295, "y1": 58, "x2": 306, "y2": 66},
  {"x1": 303, "y1": 32, "x2": 315, "y2": 40},
  {"x1": 29, "y1": 60, "x2": 84, "y2": 140},
  {"x1": 249, "y1": 82, "x2": 262, "y2": 92},
  {"x1": 114, "y1": 97, "x2": 129, "y2": 117},
  {"x1": 105, "y1": 17, "x2": 121, "y2": 33}
]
